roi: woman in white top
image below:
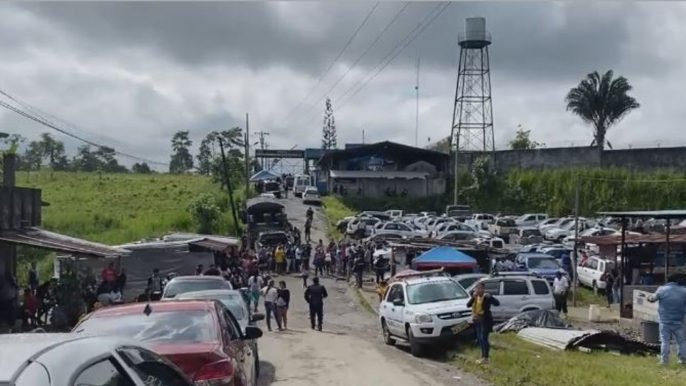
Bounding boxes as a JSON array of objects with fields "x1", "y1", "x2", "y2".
[{"x1": 262, "y1": 280, "x2": 282, "y2": 331}]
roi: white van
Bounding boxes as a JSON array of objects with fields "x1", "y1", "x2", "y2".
[{"x1": 293, "y1": 174, "x2": 311, "y2": 197}]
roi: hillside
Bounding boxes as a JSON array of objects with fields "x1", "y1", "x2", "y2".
[{"x1": 17, "y1": 171, "x2": 238, "y2": 245}]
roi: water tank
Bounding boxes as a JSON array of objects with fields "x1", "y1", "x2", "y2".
[{"x1": 464, "y1": 17, "x2": 487, "y2": 41}]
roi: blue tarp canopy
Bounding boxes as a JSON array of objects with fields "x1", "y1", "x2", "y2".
[
  {"x1": 250, "y1": 170, "x2": 279, "y2": 182},
  {"x1": 411, "y1": 246, "x2": 478, "y2": 270}
]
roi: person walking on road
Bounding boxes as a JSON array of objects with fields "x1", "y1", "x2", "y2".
[
  {"x1": 304, "y1": 219, "x2": 312, "y2": 242},
  {"x1": 467, "y1": 282, "x2": 500, "y2": 364},
  {"x1": 248, "y1": 273, "x2": 264, "y2": 313},
  {"x1": 277, "y1": 281, "x2": 290, "y2": 330},
  {"x1": 262, "y1": 280, "x2": 282, "y2": 331},
  {"x1": 354, "y1": 255, "x2": 366, "y2": 288},
  {"x1": 648, "y1": 274, "x2": 686, "y2": 365},
  {"x1": 305, "y1": 276, "x2": 328, "y2": 331},
  {"x1": 603, "y1": 269, "x2": 616, "y2": 308},
  {"x1": 552, "y1": 271, "x2": 569, "y2": 316},
  {"x1": 301, "y1": 260, "x2": 310, "y2": 288}
]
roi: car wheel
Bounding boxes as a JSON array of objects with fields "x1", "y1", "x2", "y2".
[
  {"x1": 407, "y1": 327, "x2": 424, "y2": 357},
  {"x1": 382, "y1": 320, "x2": 396, "y2": 346},
  {"x1": 592, "y1": 280, "x2": 598, "y2": 295}
]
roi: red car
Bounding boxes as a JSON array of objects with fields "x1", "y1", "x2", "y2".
[{"x1": 73, "y1": 300, "x2": 262, "y2": 385}]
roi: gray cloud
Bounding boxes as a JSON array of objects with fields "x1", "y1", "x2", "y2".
[{"x1": 0, "y1": 1, "x2": 684, "y2": 171}]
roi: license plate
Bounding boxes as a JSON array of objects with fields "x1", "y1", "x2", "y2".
[{"x1": 451, "y1": 322, "x2": 469, "y2": 334}]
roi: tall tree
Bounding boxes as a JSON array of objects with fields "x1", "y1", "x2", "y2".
[
  {"x1": 508, "y1": 125, "x2": 541, "y2": 150},
  {"x1": 0, "y1": 134, "x2": 25, "y2": 155},
  {"x1": 73, "y1": 145, "x2": 101, "y2": 172},
  {"x1": 322, "y1": 98, "x2": 337, "y2": 150},
  {"x1": 22, "y1": 133, "x2": 69, "y2": 171},
  {"x1": 565, "y1": 70, "x2": 640, "y2": 158},
  {"x1": 427, "y1": 136, "x2": 451, "y2": 153},
  {"x1": 169, "y1": 131, "x2": 194, "y2": 174}
]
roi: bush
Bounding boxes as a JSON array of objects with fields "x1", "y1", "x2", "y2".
[{"x1": 187, "y1": 193, "x2": 223, "y2": 234}]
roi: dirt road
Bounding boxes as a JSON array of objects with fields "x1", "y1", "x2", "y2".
[{"x1": 256, "y1": 197, "x2": 485, "y2": 386}]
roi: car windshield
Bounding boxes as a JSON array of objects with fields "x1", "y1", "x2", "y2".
[
  {"x1": 163, "y1": 280, "x2": 229, "y2": 298},
  {"x1": 406, "y1": 280, "x2": 468, "y2": 305},
  {"x1": 180, "y1": 294, "x2": 247, "y2": 320},
  {"x1": 528, "y1": 257, "x2": 561, "y2": 269},
  {"x1": 259, "y1": 233, "x2": 288, "y2": 245},
  {"x1": 75, "y1": 310, "x2": 216, "y2": 343}
]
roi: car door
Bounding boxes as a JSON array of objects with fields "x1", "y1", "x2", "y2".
[
  {"x1": 72, "y1": 357, "x2": 138, "y2": 386},
  {"x1": 577, "y1": 259, "x2": 591, "y2": 287},
  {"x1": 395, "y1": 223, "x2": 413, "y2": 237},
  {"x1": 529, "y1": 279, "x2": 554, "y2": 310},
  {"x1": 382, "y1": 284, "x2": 405, "y2": 336},
  {"x1": 217, "y1": 306, "x2": 252, "y2": 385},
  {"x1": 500, "y1": 279, "x2": 532, "y2": 319}
]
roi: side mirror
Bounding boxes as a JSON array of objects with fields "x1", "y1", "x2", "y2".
[
  {"x1": 392, "y1": 298, "x2": 404, "y2": 307},
  {"x1": 251, "y1": 313, "x2": 265, "y2": 322},
  {"x1": 242, "y1": 325, "x2": 263, "y2": 340}
]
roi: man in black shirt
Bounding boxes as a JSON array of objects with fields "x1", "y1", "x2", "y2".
[{"x1": 304, "y1": 276, "x2": 328, "y2": 331}]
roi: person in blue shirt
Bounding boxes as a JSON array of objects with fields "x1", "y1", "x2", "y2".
[{"x1": 648, "y1": 274, "x2": 686, "y2": 365}]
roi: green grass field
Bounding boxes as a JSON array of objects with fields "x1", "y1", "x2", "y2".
[
  {"x1": 18, "y1": 171, "x2": 238, "y2": 245},
  {"x1": 321, "y1": 196, "x2": 355, "y2": 241},
  {"x1": 451, "y1": 334, "x2": 684, "y2": 386},
  {"x1": 14, "y1": 171, "x2": 239, "y2": 284}
]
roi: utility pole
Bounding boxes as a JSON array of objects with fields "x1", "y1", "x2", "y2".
[
  {"x1": 244, "y1": 113, "x2": 250, "y2": 201},
  {"x1": 415, "y1": 58, "x2": 420, "y2": 147},
  {"x1": 362, "y1": 129, "x2": 365, "y2": 144},
  {"x1": 572, "y1": 176, "x2": 580, "y2": 307},
  {"x1": 255, "y1": 131, "x2": 270, "y2": 169},
  {"x1": 218, "y1": 138, "x2": 240, "y2": 236}
]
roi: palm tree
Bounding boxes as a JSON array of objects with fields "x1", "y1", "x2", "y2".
[{"x1": 565, "y1": 70, "x2": 640, "y2": 159}]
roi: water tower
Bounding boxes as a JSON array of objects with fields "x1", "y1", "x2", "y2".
[{"x1": 450, "y1": 17, "x2": 495, "y2": 204}]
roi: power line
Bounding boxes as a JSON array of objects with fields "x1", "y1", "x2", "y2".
[
  {"x1": 338, "y1": 2, "x2": 451, "y2": 110},
  {"x1": 282, "y1": 2, "x2": 380, "y2": 123},
  {"x1": 0, "y1": 94, "x2": 169, "y2": 166},
  {"x1": 288, "y1": 2, "x2": 411, "y2": 128}
]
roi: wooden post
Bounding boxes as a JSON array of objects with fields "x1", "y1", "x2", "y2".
[{"x1": 0, "y1": 154, "x2": 17, "y2": 282}]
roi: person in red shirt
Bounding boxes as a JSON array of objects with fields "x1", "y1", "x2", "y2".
[{"x1": 101, "y1": 262, "x2": 116, "y2": 284}]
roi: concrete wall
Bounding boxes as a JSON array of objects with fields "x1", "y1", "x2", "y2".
[
  {"x1": 329, "y1": 176, "x2": 447, "y2": 198},
  {"x1": 458, "y1": 146, "x2": 686, "y2": 172}
]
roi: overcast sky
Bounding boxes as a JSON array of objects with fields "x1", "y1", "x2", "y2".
[{"x1": 1, "y1": 1, "x2": 684, "y2": 168}]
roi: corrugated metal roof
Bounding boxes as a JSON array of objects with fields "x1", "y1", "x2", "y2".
[
  {"x1": 580, "y1": 232, "x2": 686, "y2": 245},
  {"x1": 188, "y1": 236, "x2": 241, "y2": 252},
  {"x1": 0, "y1": 228, "x2": 128, "y2": 258},
  {"x1": 330, "y1": 170, "x2": 430, "y2": 179},
  {"x1": 518, "y1": 327, "x2": 600, "y2": 350},
  {"x1": 598, "y1": 210, "x2": 686, "y2": 219}
]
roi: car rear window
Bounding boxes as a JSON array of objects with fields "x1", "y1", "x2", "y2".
[
  {"x1": 163, "y1": 280, "x2": 231, "y2": 298},
  {"x1": 531, "y1": 280, "x2": 550, "y2": 295},
  {"x1": 75, "y1": 310, "x2": 216, "y2": 344}
]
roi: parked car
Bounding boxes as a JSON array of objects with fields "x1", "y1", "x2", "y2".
[
  {"x1": 537, "y1": 217, "x2": 560, "y2": 229},
  {"x1": 435, "y1": 231, "x2": 478, "y2": 242},
  {"x1": 539, "y1": 246, "x2": 572, "y2": 265},
  {"x1": 424, "y1": 217, "x2": 454, "y2": 233},
  {"x1": 515, "y1": 213, "x2": 549, "y2": 227},
  {"x1": 373, "y1": 221, "x2": 427, "y2": 238},
  {"x1": 577, "y1": 256, "x2": 615, "y2": 293},
  {"x1": 379, "y1": 274, "x2": 471, "y2": 357},
  {"x1": 513, "y1": 253, "x2": 567, "y2": 283},
  {"x1": 539, "y1": 217, "x2": 574, "y2": 234},
  {"x1": 465, "y1": 213, "x2": 495, "y2": 230},
  {"x1": 445, "y1": 205, "x2": 471, "y2": 218},
  {"x1": 488, "y1": 218, "x2": 518, "y2": 241},
  {"x1": 346, "y1": 217, "x2": 382, "y2": 238},
  {"x1": 257, "y1": 230, "x2": 290, "y2": 249},
  {"x1": 385, "y1": 209, "x2": 404, "y2": 221},
  {"x1": 336, "y1": 215, "x2": 356, "y2": 232},
  {"x1": 0, "y1": 333, "x2": 194, "y2": 386},
  {"x1": 74, "y1": 300, "x2": 262, "y2": 385},
  {"x1": 452, "y1": 273, "x2": 488, "y2": 290},
  {"x1": 302, "y1": 187, "x2": 321, "y2": 205},
  {"x1": 509, "y1": 227, "x2": 543, "y2": 245},
  {"x1": 545, "y1": 218, "x2": 595, "y2": 242},
  {"x1": 467, "y1": 275, "x2": 555, "y2": 321},
  {"x1": 176, "y1": 289, "x2": 265, "y2": 377},
  {"x1": 293, "y1": 174, "x2": 311, "y2": 197},
  {"x1": 162, "y1": 276, "x2": 233, "y2": 299}
]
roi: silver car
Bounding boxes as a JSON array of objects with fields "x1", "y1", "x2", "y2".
[
  {"x1": 0, "y1": 333, "x2": 192, "y2": 386},
  {"x1": 467, "y1": 275, "x2": 555, "y2": 321}
]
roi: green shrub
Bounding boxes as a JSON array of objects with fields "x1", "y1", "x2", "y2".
[{"x1": 187, "y1": 193, "x2": 223, "y2": 234}]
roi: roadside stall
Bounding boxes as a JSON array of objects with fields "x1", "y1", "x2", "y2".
[{"x1": 411, "y1": 246, "x2": 479, "y2": 275}]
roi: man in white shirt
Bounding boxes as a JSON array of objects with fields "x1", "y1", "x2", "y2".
[
  {"x1": 552, "y1": 271, "x2": 569, "y2": 315},
  {"x1": 295, "y1": 245, "x2": 302, "y2": 272},
  {"x1": 262, "y1": 280, "x2": 282, "y2": 331}
]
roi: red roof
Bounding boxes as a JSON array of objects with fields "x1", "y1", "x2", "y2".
[{"x1": 89, "y1": 300, "x2": 215, "y2": 318}]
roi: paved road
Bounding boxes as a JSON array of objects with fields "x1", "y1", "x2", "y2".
[{"x1": 255, "y1": 196, "x2": 485, "y2": 386}]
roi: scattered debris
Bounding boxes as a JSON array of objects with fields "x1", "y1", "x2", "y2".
[
  {"x1": 494, "y1": 309, "x2": 572, "y2": 333},
  {"x1": 518, "y1": 327, "x2": 659, "y2": 356}
]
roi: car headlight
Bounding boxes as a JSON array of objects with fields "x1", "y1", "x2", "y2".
[{"x1": 414, "y1": 313, "x2": 433, "y2": 324}]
